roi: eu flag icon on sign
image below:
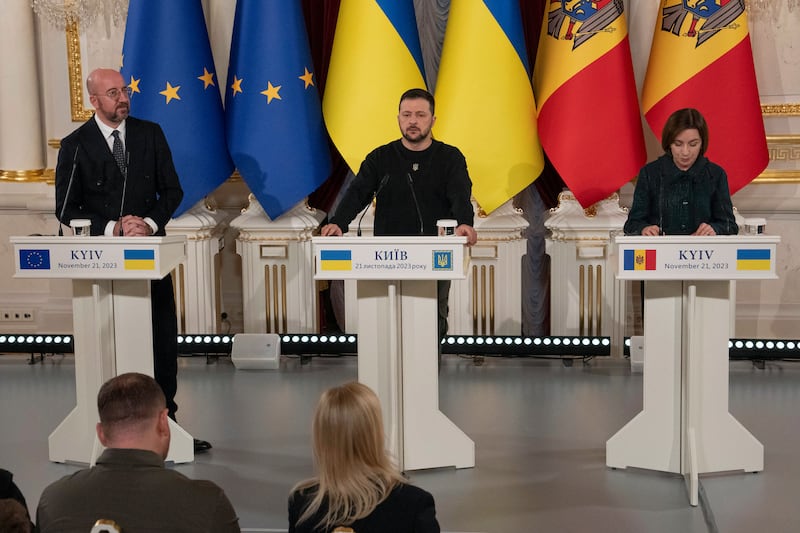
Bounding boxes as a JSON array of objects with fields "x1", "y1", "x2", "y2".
[
  {"x1": 225, "y1": 1, "x2": 331, "y2": 220},
  {"x1": 19, "y1": 249, "x2": 51, "y2": 270},
  {"x1": 121, "y1": 0, "x2": 234, "y2": 217}
]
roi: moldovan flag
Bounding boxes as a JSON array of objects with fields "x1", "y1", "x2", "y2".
[
  {"x1": 642, "y1": 0, "x2": 767, "y2": 194},
  {"x1": 121, "y1": 0, "x2": 234, "y2": 217},
  {"x1": 534, "y1": 0, "x2": 645, "y2": 209},
  {"x1": 435, "y1": 0, "x2": 544, "y2": 214},
  {"x1": 225, "y1": 1, "x2": 332, "y2": 219},
  {"x1": 323, "y1": 1, "x2": 426, "y2": 173}
]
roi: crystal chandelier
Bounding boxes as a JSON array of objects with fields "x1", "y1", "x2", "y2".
[
  {"x1": 31, "y1": 0, "x2": 128, "y2": 32},
  {"x1": 746, "y1": 0, "x2": 800, "y2": 23}
]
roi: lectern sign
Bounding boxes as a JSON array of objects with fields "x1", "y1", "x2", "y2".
[
  {"x1": 615, "y1": 235, "x2": 779, "y2": 280},
  {"x1": 313, "y1": 236, "x2": 467, "y2": 280},
  {"x1": 11, "y1": 236, "x2": 186, "y2": 280}
]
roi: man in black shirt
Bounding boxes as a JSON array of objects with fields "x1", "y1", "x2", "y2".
[{"x1": 321, "y1": 88, "x2": 476, "y2": 336}]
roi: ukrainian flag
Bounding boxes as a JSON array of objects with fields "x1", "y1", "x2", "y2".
[
  {"x1": 320, "y1": 250, "x2": 352, "y2": 271},
  {"x1": 534, "y1": 1, "x2": 645, "y2": 209},
  {"x1": 736, "y1": 249, "x2": 771, "y2": 271},
  {"x1": 642, "y1": 0, "x2": 767, "y2": 194},
  {"x1": 323, "y1": 0, "x2": 426, "y2": 173},
  {"x1": 434, "y1": 0, "x2": 543, "y2": 214},
  {"x1": 124, "y1": 249, "x2": 155, "y2": 270}
]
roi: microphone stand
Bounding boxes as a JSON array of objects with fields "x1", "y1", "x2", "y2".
[
  {"x1": 406, "y1": 173, "x2": 424, "y2": 235},
  {"x1": 357, "y1": 174, "x2": 390, "y2": 236},
  {"x1": 58, "y1": 145, "x2": 80, "y2": 237}
]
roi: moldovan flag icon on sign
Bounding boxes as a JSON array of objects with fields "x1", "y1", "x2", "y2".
[{"x1": 624, "y1": 249, "x2": 657, "y2": 271}]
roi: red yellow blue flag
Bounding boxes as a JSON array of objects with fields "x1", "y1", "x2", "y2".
[
  {"x1": 323, "y1": 1, "x2": 426, "y2": 173},
  {"x1": 434, "y1": 0, "x2": 544, "y2": 214},
  {"x1": 642, "y1": 0, "x2": 767, "y2": 194},
  {"x1": 534, "y1": 0, "x2": 646, "y2": 209},
  {"x1": 121, "y1": 0, "x2": 234, "y2": 217}
]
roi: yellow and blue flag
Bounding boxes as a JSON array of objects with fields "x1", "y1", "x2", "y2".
[
  {"x1": 225, "y1": 1, "x2": 331, "y2": 220},
  {"x1": 323, "y1": 0, "x2": 426, "y2": 173},
  {"x1": 643, "y1": 0, "x2": 767, "y2": 194},
  {"x1": 434, "y1": 0, "x2": 544, "y2": 214},
  {"x1": 121, "y1": 0, "x2": 234, "y2": 217},
  {"x1": 124, "y1": 249, "x2": 155, "y2": 270},
  {"x1": 736, "y1": 249, "x2": 771, "y2": 271},
  {"x1": 320, "y1": 250, "x2": 352, "y2": 271}
]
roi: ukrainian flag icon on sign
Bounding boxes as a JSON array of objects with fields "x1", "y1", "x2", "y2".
[{"x1": 433, "y1": 251, "x2": 453, "y2": 271}]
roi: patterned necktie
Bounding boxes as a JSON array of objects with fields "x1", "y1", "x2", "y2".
[{"x1": 111, "y1": 130, "x2": 126, "y2": 175}]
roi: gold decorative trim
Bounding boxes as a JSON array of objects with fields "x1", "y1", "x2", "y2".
[
  {"x1": 0, "y1": 169, "x2": 47, "y2": 182},
  {"x1": 66, "y1": 20, "x2": 93, "y2": 122},
  {"x1": 761, "y1": 103, "x2": 800, "y2": 116},
  {"x1": 48, "y1": 138, "x2": 62, "y2": 149}
]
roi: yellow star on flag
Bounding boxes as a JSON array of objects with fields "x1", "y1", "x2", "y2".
[
  {"x1": 198, "y1": 67, "x2": 216, "y2": 89},
  {"x1": 159, "y1": 82, "x2": 181, "y2": 104},
  {"x1": 261, "y1": 82, "x2": 282, "y2": 104},
  {"x1": 231, "y1": 75, "x2": 243, "y2": 97},
  {"x1": 299, "y1": 67, "x2": 314, "y2": 89},
  {"x1": 128, "y1": 76, "x2": 141, "y2": 95}
]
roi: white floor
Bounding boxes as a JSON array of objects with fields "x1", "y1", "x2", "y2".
[{"x1": 1, "y1": 353, "x2": 798, "y2": 532}]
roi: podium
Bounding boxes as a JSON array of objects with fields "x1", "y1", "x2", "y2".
[
  {"x1": 313, "y1": 236, "x2": 474, "y2": 471},
  {"x1": 606, "y1": 235, "x2": 780, "y2": 505},
  {"x1": 11, "y1": 235, "x2": 194, "y2": 464}
]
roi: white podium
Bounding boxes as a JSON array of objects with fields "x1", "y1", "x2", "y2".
[
  {"x1": 313, "y1": 236, "x2": 475, "y2": 471},
  {"x1": 11, "y1": 235, "x2": 194, "y2": 464},
  {"x1": 606, "y1": 235, "x2": 780, "y2": 505}
]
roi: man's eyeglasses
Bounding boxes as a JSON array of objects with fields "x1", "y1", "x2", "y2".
[{"x1": 94, "y1": 86, "x2": 132, "y2": 100}]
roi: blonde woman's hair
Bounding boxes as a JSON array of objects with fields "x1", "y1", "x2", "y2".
[{"x1": 293, "y1": 382, "x2": 406, "y2": 530}]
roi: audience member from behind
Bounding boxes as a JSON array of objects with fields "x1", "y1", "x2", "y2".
[
  {"x1": 36, "y1": 372, "x2": 240, "y2": 533},
  {"x1": 0, "y1": 469, "x2": 32, "y2": 532},
  {"x1": 624, "y1": 107, "x2": 737, "y2": 237},
  {"x1": 288, "y1": 382, "x2": 440, "y2": 533},
  {"x1": 0, "y1": 499, "x2": 32, "y2": 533}
]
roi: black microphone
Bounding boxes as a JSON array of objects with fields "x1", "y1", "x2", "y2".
[
  {"x1": 57, "y1": 144, "x2": 80, "y2": 236},
  {"x1": 357, "y1": 174, "x2": 390, "y2": 236},
  {"x1": 118, "y1": 150, "x2": 129, "y2": 236},
  {"x1": 658, "y1": 173, "x2": 665, "y2": 236},
  {"x1": 406, "y1": 173, "x2": 424, "y2": 235}
]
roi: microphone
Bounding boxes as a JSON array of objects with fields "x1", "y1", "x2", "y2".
[
  {"x1": 406, "y1": 173, "x2": 424, "y2": 235},
  {"x1": 357, "y1": 174, "x2": 390, "y2": 236},
  {"x1": 118, "y1": 150, "x2": 129, "y2": 236},
  {"x1": 58, "y1": 144, "x2": 80, "y2": 236},
  {"x1": 658, "y1": 173, "x2": 664, "y2": 236}
]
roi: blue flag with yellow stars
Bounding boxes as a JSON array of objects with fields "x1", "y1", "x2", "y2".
[
  {"x1": 121, "y1": 0, "x2": 233, "y2": 217},
  {"x1": 225, "y1": 1, "x2": 331, "y2": 220}
]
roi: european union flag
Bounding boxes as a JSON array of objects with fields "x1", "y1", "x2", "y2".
[
  {"x1": 121, "y1": 0, "x2": 234, "y2": 217},
  {"x1": 19, "y1": 250, "x2": 51, "y2": 270},
  {"x1": 225, "y1": 1, "x2": 331, "y2": 220}
]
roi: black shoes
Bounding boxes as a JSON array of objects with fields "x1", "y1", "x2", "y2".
[{"x1": 193, "y1": 438, "x2": 212, "y2": 453}]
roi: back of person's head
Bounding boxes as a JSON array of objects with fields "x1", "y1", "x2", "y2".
[
  {"x1": 97, "y1": 372, "x2": 168, "y2": 448},
  {"x1": 399, "y1": 88, "x2": 435, "y2": 115},
  {"x1": 0, "y1": 498, "x2": 32, "y2": 533},
  {"x1": 294, "y1": 382, "x2": 405, "y2": 530},
  {"x1": 661, "y1": 108, "x2": 709, "y2": 156}
]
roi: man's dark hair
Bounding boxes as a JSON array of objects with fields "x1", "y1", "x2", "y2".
[
  {"x1": 399, "y1": 88, "x2": 435, "y2": 115},
  {"x1": 661, "y1": 108, "x2": 709, "y2": 156},
  {"x1": 0, "y1": 499, "x2": 32, "y2": 533},
  {"x1": 97, "y1": 372, "x2": 166, "y2": 438}
]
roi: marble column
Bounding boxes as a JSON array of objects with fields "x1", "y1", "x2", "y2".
[{"x1": 0, "y1": 0, "x2": 45, "y2": 181}]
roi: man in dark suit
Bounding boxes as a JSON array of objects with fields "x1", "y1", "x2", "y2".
[{"x1": 55, "y1": 68, "x2": 210, "y2": 452}]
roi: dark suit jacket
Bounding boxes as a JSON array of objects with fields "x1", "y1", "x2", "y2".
[
  {"x1": 55, "y1": 115, "x2": 183, "y2": 235},
  {"x1": 288, "y1": 483, "x2": 440, "y2": 533}
]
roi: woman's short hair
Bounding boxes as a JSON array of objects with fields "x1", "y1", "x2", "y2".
[{"x1": 661, "y1": 108, "x2": 709, "y2": 156}]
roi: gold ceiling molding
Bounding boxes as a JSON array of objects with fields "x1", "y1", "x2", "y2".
[
  {"x1": 66, "y1": 20, "x2": 92, "y2": 122},
  {"x1": 756, "y1": 134, "x2": 800, "y2": 183},
  {"x1": 761, "y1": 103, "x2": 800, "y2": 116}
]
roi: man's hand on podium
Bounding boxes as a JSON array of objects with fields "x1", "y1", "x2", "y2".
[
  {"x1": 456, "y1": 224, "x2": 477, "y2": 246},
  {"x1": 320, "y1": 224, "x2": 343, "y2": 237},
  {"x1": 117, "y1": 215, "x2": 153, "y2": 237}
]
